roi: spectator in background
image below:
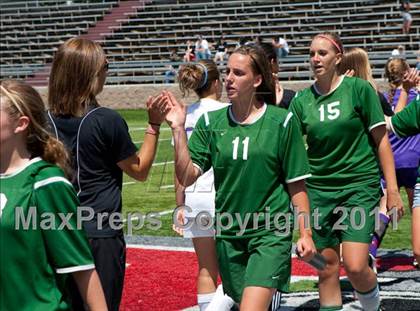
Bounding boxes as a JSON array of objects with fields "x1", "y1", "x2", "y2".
[
  {"x1": 165, "y1": 48, "x2": 181, "y2": 83},
  {"x1": 183, "y1": 40, "x2": 195, "y2": 62},
  {"x1": 401, "y1": 0, "x2": 413, "y2": 35},
  {"x1": 214, "y1": 37, "x2": 228, "y2": 64},
  {"x1": 272, "y1": 36, "x2": 289, "y2": 58},
  {"x1": 391, "y1": 45, "x2": 406, "y2": 59},
  {"x1": 195, "y1": 35, "x2": 211, "y2": 60}
]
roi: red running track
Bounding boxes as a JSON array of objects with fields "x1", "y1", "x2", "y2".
[{"x1": 120, "y1": 247, "x2": 416, "y2": 310}]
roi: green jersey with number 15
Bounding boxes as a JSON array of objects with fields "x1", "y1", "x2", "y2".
[{"x1": 289, "y1": 76, "x2": 386, "y2": 190}]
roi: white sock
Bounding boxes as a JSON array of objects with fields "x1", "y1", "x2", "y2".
[
  {"x1": 206, "y1": 284, "x2": 235, "y2": 311},
  {"x1": 197, "y1": 292, "x2": 215, "y2": 311},
  {"x1": 355, "y1": 284, "x2": 380, "y2": 311}
]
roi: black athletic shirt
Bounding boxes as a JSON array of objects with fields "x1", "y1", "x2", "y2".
[
  {"x1": 47, "y1": 106, "x2": 137, "y2": 238},
  {"x1": 278, "y1": 88, "x2": 296, "y2": 109},
  {"x1": 378, "y1": 91, "x2": 394, "y2": 117}
]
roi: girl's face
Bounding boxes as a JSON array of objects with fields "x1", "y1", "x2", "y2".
[
  {"x1": 309, "y1": 37, "x2": 342, "y2": 79},
  {"x1": 0, "y1": 99, "x2": 16, "y2": 150},
  {"x1": 225, "y1": 53, "x2": 261, "y2": 102},
  {"x1": 0, "y1": 97, "x2": 29, "y2": 152}
]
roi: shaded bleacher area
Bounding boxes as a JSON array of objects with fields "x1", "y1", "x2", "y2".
[{"x1": 1, "y1": 0, "x2": 419, "y2": 86}]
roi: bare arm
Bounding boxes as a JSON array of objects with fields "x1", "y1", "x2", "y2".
[
  {"x1": 370, "y1": 125, "x2": 404, "y2": 218},
  {"x1": 288, "y1": 180, "x2": 316, "y2": 260},
  {"x1": 72, "y1": 269, "x2": 108, "y2": 311},
  {"x1": 118, "y1": 95, "x2": 170, "y2": 181},
  {"x1": 165, "y1": 91, "x2": 201, "y2": 187}
]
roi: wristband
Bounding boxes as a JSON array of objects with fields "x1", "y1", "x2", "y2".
[
  {"x1": 149, "y1": 121, "x2": 161, "y2": 127},
  {"x1": 145, "y1": 124, "x2": 160, "y2": 135}
]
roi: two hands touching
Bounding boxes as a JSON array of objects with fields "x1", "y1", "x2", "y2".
[{"x1": 146, "y1": 90, "x2": 187, "y2": 129}]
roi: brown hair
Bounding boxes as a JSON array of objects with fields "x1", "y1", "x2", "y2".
[
  {"x1": 314, "y1": 32, "x2": 344, "y2": 55},
  {"x1": 384, "y1": 58, "x2": 410, "y2": 103},
  {"x1": 48, "y1": 37, "x2": 106, "y2": 116},
  {"x1": 232, "y1": 44, "x2": 276, "y2": 104},
  {"x1": 339, "y1": 47, "x2": 377, "y2": 91},
  {"x1": 1, "y1": 80, "x2": 71, "y2": 176},
  {"x1": 177, "y1": 60, "x2": 220, "y2": 97}
]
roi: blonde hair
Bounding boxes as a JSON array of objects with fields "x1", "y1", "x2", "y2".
[
  {"x1": 231, "y1": 44, "x2": 276, "y2": 105},
  {"x1": 384, "y1": 58, "x2": 410, "y2": 103},
  {"x1": 339, "y1": 47, "x2": 377, "y2": 91},
  {"x1": 48, "y1": 37, "x2": 106, "y2": 116},
  {"x1": 1, "y1": 80, "x2": 71, "y2": 176},
  {"x1": 313, "y1": 32, "x2": 344, "y2": 55},
  {"x1": 177, "y1": 60, "x2": 220, "y2": 97}
]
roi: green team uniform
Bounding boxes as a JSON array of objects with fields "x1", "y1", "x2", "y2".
[
  {"x1": 289, "y1": 76, "x2": 386, "y2": 249},
  {"x1": 188, "y1": 104, "x2": 311, "y2": 301},
  {"x1": 0, "y1": 158, "x2": 94, "y2": 311}
]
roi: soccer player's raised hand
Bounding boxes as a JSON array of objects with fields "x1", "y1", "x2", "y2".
[
  {"x1": 146, "y1": 94, "x2": 171, "y2": 125},
  {"x1": 163, "y1": 90, "x2": 186, "y2": 130}
]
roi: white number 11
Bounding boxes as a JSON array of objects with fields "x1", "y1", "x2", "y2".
[{"x1": 232, "y1": 136, "x2": 249, "y2": 160}]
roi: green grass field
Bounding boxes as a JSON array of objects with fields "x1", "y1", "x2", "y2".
[{"x1": 119, "y1": 109, "x2": 413, "y2": 250}]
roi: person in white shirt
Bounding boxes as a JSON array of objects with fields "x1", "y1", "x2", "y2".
[
  {"x1": 272, "y1": 36, "x2": 289, "y2": 58},
  {"x1": 195, "y1": 35, "x2": 211, "y2": 60},
  {"x1": 173, "y1": 59, "x2": 234, "y2": 311}
]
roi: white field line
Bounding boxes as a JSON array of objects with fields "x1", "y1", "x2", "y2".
[
  {"x1": 126, "y1": 244, "x2": 194, "y2": 252},
  {"x1": 134, "y1": 138, "x2": 172, "y2": 144},
  {"x1": 122, "y1": 209, "x2": 173, "y2": 223},
  {"x1": 129, "y1": 127, "x2": 172, "y2": 132}
]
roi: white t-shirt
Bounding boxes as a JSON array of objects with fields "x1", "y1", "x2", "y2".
[
  {"x1": 195, "y1": 39, "x2": 209, "y2": 51},
  {"x1": 184, "y1": 98, "x2": 229, "y2": 216},
  {"x1": 278, "y1": 37, "x2": 289, "y2": 53}
]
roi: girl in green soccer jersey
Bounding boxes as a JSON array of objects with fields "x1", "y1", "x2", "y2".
[
  {"x1": 289, "y1": 32, "x2": 404, "y2": 311},
  {"x1": 166, "y1": 44, "x2": 316, "y2": 310},
  {"x1": 0, "y1": 80, "x2": 107, "y2": 311}
]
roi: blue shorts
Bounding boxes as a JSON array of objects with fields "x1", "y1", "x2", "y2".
[
  {"x1": 414, "y1": 184, "x2": 420, "y2": 208},
  {"x1": 381, "y1": 167, "x2": 419, "y2": 190}
]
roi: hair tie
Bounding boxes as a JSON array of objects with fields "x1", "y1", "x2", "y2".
[
  {"x1": 196, "y1": 63, "x2": 208, "y2": 89},
  {"x1": 316, "y1": 35, "x2": 343, "y2": 54}
]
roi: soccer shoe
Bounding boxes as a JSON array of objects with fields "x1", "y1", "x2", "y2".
[{"x1": 369, "y1": 253, "x2": 378, "y2": 274}]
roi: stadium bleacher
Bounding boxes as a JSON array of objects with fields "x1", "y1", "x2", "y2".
[{"x1": 0, "y1": 0, "x2": 419, "y2": 86}]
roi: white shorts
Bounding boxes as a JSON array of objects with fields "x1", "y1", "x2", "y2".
[
  {"x1": 402, "y1": 12, "x2": 412, "y2": 22},
  {"x1": 414, "y1": 183, "x2": 420, "y2": 208},
  {"x1": 183, "y1": 216, "x2": 215, "y2": 238}
]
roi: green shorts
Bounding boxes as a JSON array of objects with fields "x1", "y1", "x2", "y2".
[
  {"x1": 307, "y1": 183, "x2": 381, "y2": 250},
  {"x1": 216, "y1": 233, "x2": 292, "y2": 303}
]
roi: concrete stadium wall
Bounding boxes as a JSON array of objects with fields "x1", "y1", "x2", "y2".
[{"x1": 35, "y1": 80, "x2": 390, "y2": 109}]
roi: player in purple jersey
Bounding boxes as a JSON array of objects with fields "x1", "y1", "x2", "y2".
[{"x1": 369, "y1": 59, "x2": 419, "y2": 262}]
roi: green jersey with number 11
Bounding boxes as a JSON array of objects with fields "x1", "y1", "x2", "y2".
[
  {"x1": 188, "y1": 104, "x2": 311, "y2": 238},
  {"x1": 289, "y1": 76, "x2": 386, "y2": 190}
]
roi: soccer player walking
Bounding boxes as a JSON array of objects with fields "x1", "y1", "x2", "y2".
[
  {"x1": 166, "y1": 44, "x2": 316, "y2": 310},
  {"x1": 289, "y1": 32, "x2": 404, "y2": 311}
]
